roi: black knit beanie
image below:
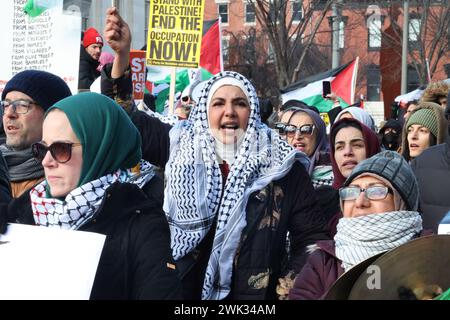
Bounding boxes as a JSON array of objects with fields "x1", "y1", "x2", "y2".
[{"x1": 2, "y1": 70, "x2": 72, "y2": 111}]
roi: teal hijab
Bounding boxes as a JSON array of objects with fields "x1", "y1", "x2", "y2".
[{"x1": 47, "y1": 92, "x2": 142, "y2": 187}]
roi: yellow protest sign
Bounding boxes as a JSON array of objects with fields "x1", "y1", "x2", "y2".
[
  {"x1": 146, "y1": 0, "x2": 205, "y2": 68},
  {"x1": 320, "y1": 112, "x2": 330, "y2": 127}
]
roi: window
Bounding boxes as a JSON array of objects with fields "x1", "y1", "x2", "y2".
[
  {"x1": 368, "y1": 18, "x2": 381, "y2": 50},
  {"x1": 222, "y1": 36, "x2": 230, "y2": 65},
  {"x1": 292, "y1": 0, "x2": 302, "y2": 22},
  {"x1": 367, "y1": 65, "x2": 380, "y2": 101},
  {"x1": 339, "y1": 20, "x2": 345, "y2": 49},
  {"x1": 408, "y1": 17, "x2": 421, "y2": 44},
  {"x1": 218, "y1": 4, "x2": 229, "y2": 24},
  {"x1": 407, "y1": 65, "x2": 420, "y2": 92},
  {"x1": 245, "y1": 3, "x2": 255, "y2": 23}
]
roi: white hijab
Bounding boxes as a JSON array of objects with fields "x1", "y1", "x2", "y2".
[{"x1": 163, "y1": 71, "x2": 309, "y2": 299}]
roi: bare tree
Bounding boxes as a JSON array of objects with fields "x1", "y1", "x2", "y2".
[
  {"x1": 381, "y1": 0, "x2": 450, "y2": 85},
  {"x1": 224, "y1": 27, "x2": 278, "y2": 98},
  {"x1": 224, "y1": 24, "x2": 330, "y2": 102},
  {"x1": 247, "y1": 0, "x2": 335, "y2": 88}
]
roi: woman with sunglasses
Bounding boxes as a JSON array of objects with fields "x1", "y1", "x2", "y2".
[
  {"x1": 289, "y1": 151, "x2": 427, "y2": 300},
  {"x1": 276, "y1": 107, "x2": 332, "y2": 188},
  {"x1": 0, "y1": 92, "x2": 182, "y2": 299}
]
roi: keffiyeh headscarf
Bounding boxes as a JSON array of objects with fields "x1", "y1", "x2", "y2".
[
  {"x1": 334, "y1": 211, "x2": 422, "y2": 272},
  {"x1": 31, "y1": 92, "x2": 154, "y2": 228},
  {"x1": 163, "y1": 71, "x2": 309, "y2": 300},
  {"x1": 31, "y1": 160, "x2": 154, "y2": 229}
]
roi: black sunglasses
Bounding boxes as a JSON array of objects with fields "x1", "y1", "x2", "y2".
[
  {"x1": 32, "y1": 141, "x2": 82, "y2": 163},
  {"x1": 275, "y1": 122, "x2": 315, "y2": 136}
]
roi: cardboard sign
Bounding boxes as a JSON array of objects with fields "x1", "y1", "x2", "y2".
[
  {"x1": 146, "y1": 0, "x2": 205, "y2": 68},
  {"x1": 130, "y1": 50, "x2": 146, "y2": 100}
]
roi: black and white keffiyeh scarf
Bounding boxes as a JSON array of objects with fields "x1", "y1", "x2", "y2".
[
  {"x1": 163, "y1": 71, "x2": 310, "y2": 300},
  {"x1": 334, "y1": 211, "x2": 423, "y2": 272},
  {"x1": 30, "y1": 160, "x2": 155, "y2": 230}
]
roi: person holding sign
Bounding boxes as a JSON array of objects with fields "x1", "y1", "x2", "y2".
[
  {"x1": 104, "y1": 8, "x2": 329, "y2": 300},
  {"x1": 0, "y1": 92, "x2": 182, "y2": 299}
]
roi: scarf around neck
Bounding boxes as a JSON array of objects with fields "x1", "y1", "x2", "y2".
[
  {"x1": 164, "y1": 71, "x2": 310, "y2": 300},
  {"x1": 0, "y1": 145, "x2": 44, "y2": 181},
  {"x1": 334, "y1": 210, "x2": 423, "y2": 272},
  {"x1": 31, "y1": 160, "x2": 154, "y2": 230}
]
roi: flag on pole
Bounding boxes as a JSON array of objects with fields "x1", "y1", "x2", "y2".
[
  {"x1": 280, "y1": 57, "x2": 359, "y2": 113},
  {"x1": 147, "y1": 19, "x2": 222, "y2": 113},
  {"x1": 23, "y1": 0, "x2": 61, "y2": 17},
  {"x1": 200, "y1": 19, "x2": 222, "y2": 76}
]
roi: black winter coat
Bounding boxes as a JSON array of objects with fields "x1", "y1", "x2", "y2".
[
  {"x1": 0, "y1": 152, "x2": 11, "y2": 204},
  {"x1": 411, "y1": 142, "x2": 450, "y2": 232},
  {"x1": 78, "y1": 45, "x2": 100, "y2": 90},
  {"x1": 129, "y1": 112, "x2": 330, "y2": 299},
  {"x1": 0, "y1": 181, "x2": 182, "y2": 299}
]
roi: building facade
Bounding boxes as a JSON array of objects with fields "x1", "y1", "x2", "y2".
[{"x1": 64, "y1": 0, "x2": 450, "y2": 118}]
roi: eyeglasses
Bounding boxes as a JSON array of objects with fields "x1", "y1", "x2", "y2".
[
  {"x1": 32, "y1": 141, "x2": 82, "y2": 163},
  {"x1": 339, "y1": 185, "x2": 393, "y2": 201},
  {"x1": 276, "y1": 123, "x2": 315, "y2": 136},
  {"x1": 1, "y1": 99, "x2": 39, "y2": 115}
]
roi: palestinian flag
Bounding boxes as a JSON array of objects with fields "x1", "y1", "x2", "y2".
[
  {"x1": 23, "y1": 0, "x2": 61, "y2": 17},
  {"x1": 280, "y1": 57, "x2": 359, "y2": 113},
  {"x1": 148, "y1": 19, "x2": 222, "y2": 112}
]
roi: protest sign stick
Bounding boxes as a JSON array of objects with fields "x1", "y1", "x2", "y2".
[{"x1": 168, "y1": 67, "x2": 176, "y2": 115}]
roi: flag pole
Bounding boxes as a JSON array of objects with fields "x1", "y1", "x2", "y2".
[
  {"x1": 218, "y1": 16, "x2": 224, "y2": 72},
  {"x1": 351, "y1": 57, "x2": 359, "y2": 105},
  {"x1": 168, "y1": 67, "x2": 176, "y2": 115}
]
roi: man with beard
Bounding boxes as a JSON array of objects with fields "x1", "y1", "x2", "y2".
[
  {"x1": 0, "y1": 70, "x2": 72, "y2": 197},
  {"x1": 379, "y1": 119, "x2": 402, "y2": 151}
]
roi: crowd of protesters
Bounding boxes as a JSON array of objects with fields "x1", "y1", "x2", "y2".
[{"x1": 0, "y1": 6, "x2": 449, "y2": 300}]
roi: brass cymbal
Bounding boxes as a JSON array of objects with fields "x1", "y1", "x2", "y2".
[
  {"x1": 349, "y1": 235, "x2": 450, "y2": 300},
  {"x1": 324, "y1": 252, "x2": 384, "y2": 300}
]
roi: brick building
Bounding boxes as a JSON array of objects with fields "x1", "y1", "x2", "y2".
[
  {"x1": 205, "y1": 0, "x2": 450, "y2": 118},
  {"x1": 65, "y1": 0, "x2": 449, "y2": 119}
]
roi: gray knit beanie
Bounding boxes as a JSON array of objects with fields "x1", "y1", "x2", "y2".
[
  {"x1": 406, "y1": 108, "x2": 438, "y2": 138},
  {"x1": 344, "y1": 150, "x2": 419, "y2": 211}
]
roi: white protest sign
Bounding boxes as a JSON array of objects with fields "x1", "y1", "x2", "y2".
[
  {"x1": 0, "y1": 223, "x2": 106, "y2": 300},
  {"x1": 0, "y1": 0, "x2": 81, "y2": 95}
]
